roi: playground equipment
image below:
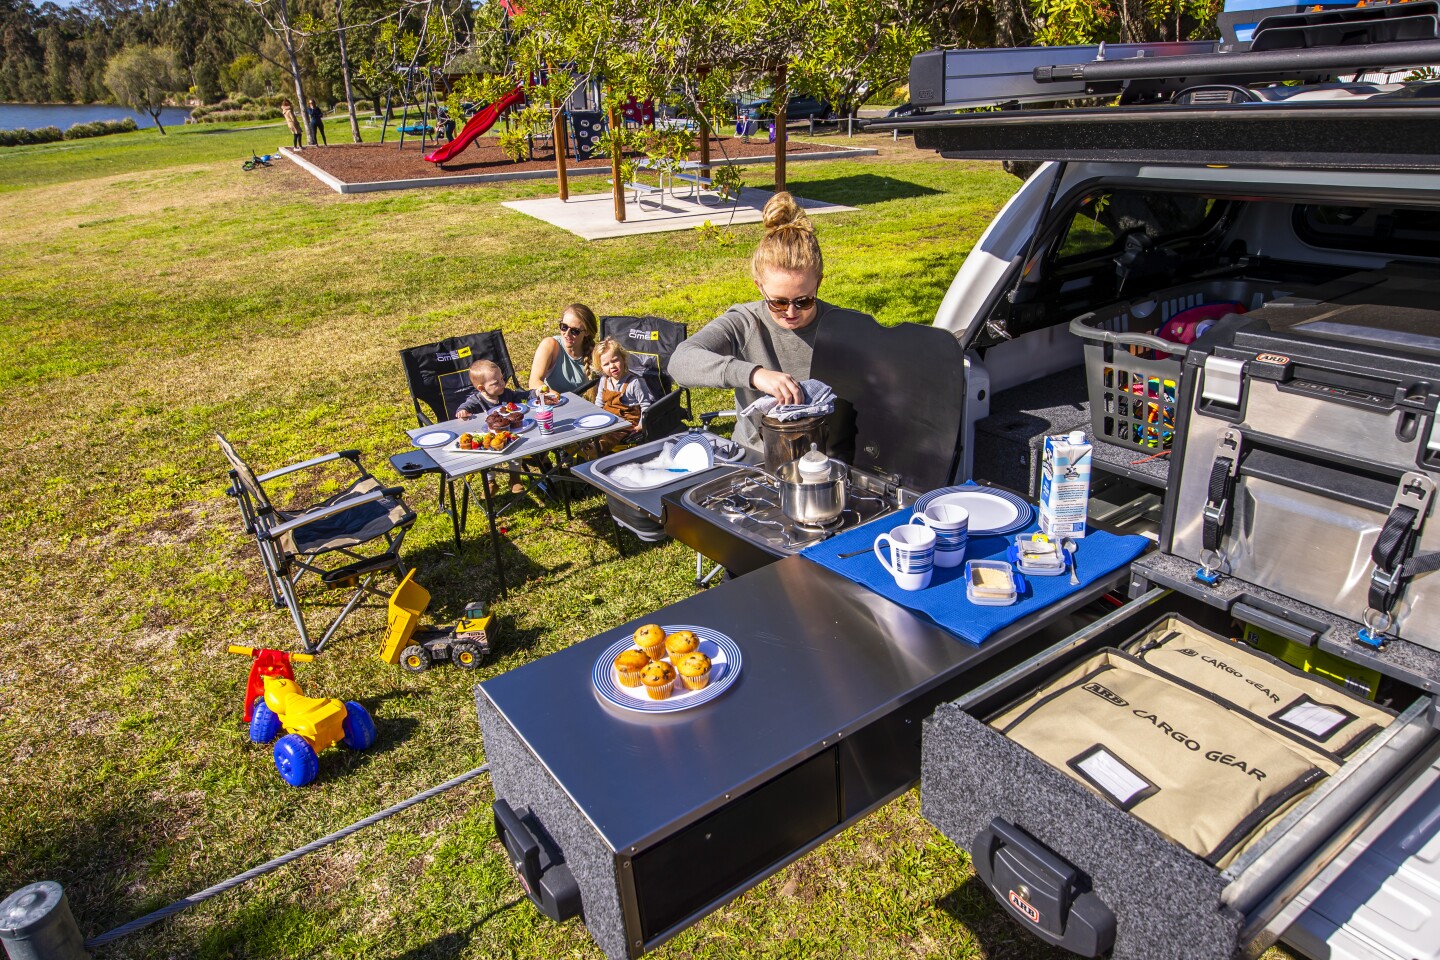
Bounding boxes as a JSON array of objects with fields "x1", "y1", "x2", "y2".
[
  {"x1": 228, "y1": 645, "x2": 377, "y2": 787},
  {"x1": 380, "y1": 569, "x2": 493, "y2": 671},
  {"x1": 423, "y1": 85, "x2": 526, "y2": 165}
]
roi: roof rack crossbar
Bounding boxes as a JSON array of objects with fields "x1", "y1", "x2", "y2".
[{"x1": 1037, "y1": 38, "x2": 1440, "y2": 83}]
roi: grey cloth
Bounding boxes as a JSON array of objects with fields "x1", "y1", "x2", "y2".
[
  {"x1": 598, "y1": 373, "x2": 658, "y2": 412},
  {"x1": 670, "y1": 300, "x2": 874, "y2": 452},
  {"x1": 739, "y1": 379, "x2": 835, "y2": 421}
]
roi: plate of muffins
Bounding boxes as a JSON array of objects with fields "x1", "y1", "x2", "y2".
[{"x1": 592, "y1": 623, "x2": 741, "y2": 714}]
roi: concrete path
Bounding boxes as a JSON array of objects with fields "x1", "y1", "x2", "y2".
[{"x1": 501, "y1": 186, "x2": 858, "y2": 240}]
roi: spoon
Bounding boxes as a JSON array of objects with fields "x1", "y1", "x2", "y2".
[{"x1": 1064, "y1": 539, "x2": 1080, "y2": 585}]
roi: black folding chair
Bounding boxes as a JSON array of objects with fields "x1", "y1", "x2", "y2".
[
  {"x1": 398, "y1": 331, "x2": 568, "y2": 556},
  {"x1": 218, "y1": 433, "x2": 415, "y2": 653},
  {"x1": 598, "y1": 314, "x2": 691, "y2": 444}
]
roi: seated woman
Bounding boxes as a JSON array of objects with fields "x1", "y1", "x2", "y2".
[
  {"x1": 529, "y1": 303, "x2": 597, "y2": 398},
  {"x1": 670, "y1": 192, "x2": 874, "y2": 455}
]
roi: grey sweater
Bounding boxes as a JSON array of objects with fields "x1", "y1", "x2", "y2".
[{"x1": 670, "y1": 300, "x2": 874, "y2": 452}]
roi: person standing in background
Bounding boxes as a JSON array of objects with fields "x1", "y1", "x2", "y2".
[
  {"x1": 280, "y1": 99, "x2": 301, "y2": 149},
  {"x1": 307, "y1": 100, "x2": 327, "y2": 146}
]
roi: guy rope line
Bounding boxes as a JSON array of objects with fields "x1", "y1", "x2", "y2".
[{"x1": 83, "y1": 764, "x2": 490, "y2": 950}]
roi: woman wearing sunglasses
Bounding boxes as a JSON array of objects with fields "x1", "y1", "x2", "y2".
[
  {"x1": 671, "y1": 191, "x2": 872, "y2": 453},
  {"x1": 529, "y1": 303, "x2": 598, "y2": 396}
]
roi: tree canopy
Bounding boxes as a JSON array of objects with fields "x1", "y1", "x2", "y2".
[{"x1": 104, "y1": 43, "x2": 187, "y2": 133}]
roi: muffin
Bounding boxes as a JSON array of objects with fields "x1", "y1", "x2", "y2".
[
  {"x1": 506, "y1": 407, "x2": 525, "y2": 427},
  {"x1": 613, "y1": 649, "x2": 651, "y2": 688},
  {"x1": 633, "y1": 624, "x2": 666, "y2": 659},
  {"x1": 640, "y1": 660, "x2": 677, "y2": 700},
  {"x1": 676, "y1": 652, "x2": 712, "y2": 691},
  {"x1": 485, "y1": 410, "x2": 508, "y2": 431},
  {"x1": 664, "y1": 630, "x2": 699, "y2": 658}
]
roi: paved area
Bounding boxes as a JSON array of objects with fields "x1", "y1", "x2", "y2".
[{"x1": 500, "y1": 185, "x2": 858, "y2": 240}]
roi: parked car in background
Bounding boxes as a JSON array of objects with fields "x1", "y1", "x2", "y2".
[{"x1": 729, "y1": 93, "x2": 833, "y2": 121}]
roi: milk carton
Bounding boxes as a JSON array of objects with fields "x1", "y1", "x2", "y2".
[{"x1": 1039, "y1": 430, "x2": 1092, "y2": 539}]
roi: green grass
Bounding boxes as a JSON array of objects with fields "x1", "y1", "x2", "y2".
[{"x1": 0, "y1": 124, "x2": 1296, "y2": 959}]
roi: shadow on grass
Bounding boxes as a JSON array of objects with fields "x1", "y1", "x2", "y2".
[
  {"x1": 936, "y1": 874, "x2": 1073, "y2": 959},
  {"x1": 790, "y1": 173, "x2": 944, "y2": 207},
  {"x1": 388, "y1": 897, "x2": 526, "y2": 959}
]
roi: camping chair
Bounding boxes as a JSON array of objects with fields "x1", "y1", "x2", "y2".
[
  {"x1": 218, "y1": 433, "x2": 415, "y2": 653},
  {"x1": 398, "y1": 331, "x2": 564, "y2": 542},
  {"x1": 599, "y1": 314, "x2": 691, "y2": 446}
]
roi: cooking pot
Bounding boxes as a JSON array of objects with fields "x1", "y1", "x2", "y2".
[
  {"x1": 760, "y1": 444, "x2": 847, "y2": 525},
  {"x1": 760, "y1": 414, "x2": 829, "y2": 475}
]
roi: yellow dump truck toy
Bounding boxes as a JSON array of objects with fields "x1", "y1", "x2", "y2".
[{"x1": 380, "y1": 569, "x2": 494, "y2": 672}]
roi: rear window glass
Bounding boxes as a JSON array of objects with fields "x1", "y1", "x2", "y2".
[
  {"x1": 1057, "y1": 191, "x2": 1220, "y2": 262},
  {"x1": 1295, "y1": 205, "x2": 1440, "y2": 257}
]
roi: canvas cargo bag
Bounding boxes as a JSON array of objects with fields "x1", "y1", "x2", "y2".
[
  {"x1": 1128, "y1": 616, "x2": 1395, "y2": 758},
  {"x1": 990, "y1": 650, "x2": 1340, "y2": 867}
]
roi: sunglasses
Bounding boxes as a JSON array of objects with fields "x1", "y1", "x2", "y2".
[
  {"x1": 559, "y1": 322, "x2": 586, "y2": 336},
  {"x1": 759, "y1": 289, "x2": 819, "y2": 315}
]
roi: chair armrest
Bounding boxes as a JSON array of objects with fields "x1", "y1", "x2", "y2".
[
  {"x1": 257, "y1": 450, "x2": 363, "y2": 483},
  {"x1": 260, "y1": 489, "x2": 390, "y2": 540}
]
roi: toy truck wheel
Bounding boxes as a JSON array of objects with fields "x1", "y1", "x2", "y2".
[
  {"x1": 400, "y1": 644, "x2": 430, "y2": 673},
  {"x1": 249, "y1": 699, "x2": 282, "y2": 744},
  {"x1": 450, "y1": 641, "x2": 483, "y2": 669},
  {"x1": 341, "y1": 702, "x2": 377, "y2": 751},
  {"x1": 273, "y1": 734, "x2": 319, "y2": 787}
]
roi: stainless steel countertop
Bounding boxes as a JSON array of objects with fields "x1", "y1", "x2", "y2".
[{"x1": 477, "y1": 556, "x2": 1061, "y2": 855}]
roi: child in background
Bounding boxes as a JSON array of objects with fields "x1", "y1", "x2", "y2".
[
  {"x1": 456, "y1": 359, "x2": 528, "y2": 419},
  {"x1": 594, "y1": 338, "x2": 658, "y2": 450}
]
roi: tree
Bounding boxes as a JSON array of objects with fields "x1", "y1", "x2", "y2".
[{"x1": 104, "y1": 45, "x2": 185, "y2": 133}]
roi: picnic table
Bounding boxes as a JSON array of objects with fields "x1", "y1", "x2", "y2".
[
  {"x1": 617, "y1": 159, "x2": 735, "y2": 210},
  {"x1": 406, "y1": 392, "x2": 631, "y2": 596}
]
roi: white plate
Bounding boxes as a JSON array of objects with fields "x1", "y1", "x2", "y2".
[
  {"x1": 446, "y1": 433, "x2": 523, "y2": 455},
  {"x1": 592, "y1": 625, "x2": 741, "y2": 714},
  {"x1": 413, "y1": 430, "x2": 457, "y2": 448},
  {"x1": 533, "y1": 393, "x2": 568, "y2": 407},
  {"x1": 576, "y1": 413, "x2": 617, "y2": 430},
  {"x1": 910, "y1": 487, "x2": 1034, "y2": 536}
]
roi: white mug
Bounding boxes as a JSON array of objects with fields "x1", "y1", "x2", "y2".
[
  {"x1": 910, "y1": 504, "x2": 969, "y2": 568},
  {"x1": 874, "y1": 524, "x2": 936, "y2": 591}
]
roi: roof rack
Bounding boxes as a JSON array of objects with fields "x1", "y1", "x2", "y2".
[{"x1": 893, "y1": 1, "x2": 1439, "y2": 112}]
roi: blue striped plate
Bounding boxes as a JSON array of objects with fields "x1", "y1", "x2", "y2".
[
  {"x1": 592, "y1": 625, "x2": 741, "y2": 714},
  {"x1": 911, "y1": 486, "x2": 1033, "y2": 536}
]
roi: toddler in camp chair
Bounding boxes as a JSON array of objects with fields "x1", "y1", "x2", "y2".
[
  {"x1": 456, "y1": 359, "x2": 532, "y2": 494},
  {"x1": 456, "y1": 359, "x2": 529, "y2": 419},
  {"x1": 594, "y1": 338, "x2": 658, "y2": 452}
]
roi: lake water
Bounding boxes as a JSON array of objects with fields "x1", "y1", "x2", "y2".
[{"x1": 0, "y1": 103, "x2": 192, "y2": 131}]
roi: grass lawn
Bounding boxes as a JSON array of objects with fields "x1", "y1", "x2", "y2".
[{"x1": 0, "y1": 121, "x2": 1295, "y2": 960}]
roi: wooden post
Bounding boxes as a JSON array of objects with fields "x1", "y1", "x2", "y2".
[
  {"x1": 550, "y1": 64, "x2": 569, "y2": 200},
  {"x1": 608, "y1": 97, "x2": 625, "y2": 222},
  {"x1": 699, "y1": 115, "x2": 711, "y2": 178},
  {"x1": 774, "y1": 64, "x2": 788, "y2": 193}
]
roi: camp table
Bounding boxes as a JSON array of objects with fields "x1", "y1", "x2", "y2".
[{"x1": 406, "y1": 392, "x2": 630, "y2": 596}]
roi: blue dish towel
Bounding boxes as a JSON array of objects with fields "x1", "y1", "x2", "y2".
[{"x1": 800, "y1": 508, "x2": 1150, "y2": 645}]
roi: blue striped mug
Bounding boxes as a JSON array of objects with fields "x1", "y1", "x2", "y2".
[
  {"x1": 910, "y1": 504, "x2": 969, "y2": 568},
  {"x1": 874, "y1": 524, "x2": 935, "y2": 591}
]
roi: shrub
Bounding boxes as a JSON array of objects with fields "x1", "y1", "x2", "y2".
[
  {"x1": 0, "y1": 126, "x2": 64, "y2": 147},
  {"x1": 63, "y1": 118, "x2": 139, "y2": 140}
]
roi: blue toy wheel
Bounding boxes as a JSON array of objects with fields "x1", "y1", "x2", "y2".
[
  {"x1": 273, "y1": 734, "x2": 319, "y2": 787},
  {"x1": 341, "y1": 702, "x2": 377, "y2": 751},
  {"x1": 249, "y1": 699, "x2": 281, "y2": 744}
]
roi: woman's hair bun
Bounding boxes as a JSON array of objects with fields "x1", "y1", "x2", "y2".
[{"x1": 761, "y1": 191, "x2": 813, "y2": 236}]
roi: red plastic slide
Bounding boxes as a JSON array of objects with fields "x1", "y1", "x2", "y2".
[{"x1": 423, "y1": 85, "x2": 526, "y2": 165}]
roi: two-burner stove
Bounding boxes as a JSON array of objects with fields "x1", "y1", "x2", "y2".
[{"x1": 663, "y1": 464, "x2": 920, "y2": 579}]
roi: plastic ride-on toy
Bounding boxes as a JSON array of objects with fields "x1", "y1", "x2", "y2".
[
  {"x1": 380, "y1": 569, "x2": 493, "y2": 672},
  {"x1": 228, "y1": 645, "x2": 377, "y2": 787}
]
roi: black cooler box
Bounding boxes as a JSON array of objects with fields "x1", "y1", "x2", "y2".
[{"x1": 920, "y1": 266, "x2": 1440, "y2": 960}]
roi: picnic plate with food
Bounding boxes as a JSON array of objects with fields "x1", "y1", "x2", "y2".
[
  {"x1": 448, "y1": 430, "x2": 523, "y2": 455},
  {"x1": 532, "y1": 390, "x2": 567, "y2": 407},
  {"x1": 592, "y1": 624, "x2": 741, "y2": 714}
]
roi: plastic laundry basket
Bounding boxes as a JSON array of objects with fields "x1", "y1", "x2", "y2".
[{"x1": 1069, "y1": 278, "x2": 1294, "y2": 453}]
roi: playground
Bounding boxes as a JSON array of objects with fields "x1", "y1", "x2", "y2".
[{"x1": 285, "y1": 131, "x2": 869, "y2": 193}]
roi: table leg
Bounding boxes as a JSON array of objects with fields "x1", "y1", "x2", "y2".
[
  {"x1": 481, "y1": 468, "x2": 507, "y2": 599},
  {"x1": 445, "y1": 478, "x2": 464, "y2": 550}
]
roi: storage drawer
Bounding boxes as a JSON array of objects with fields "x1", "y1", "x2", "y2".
[{"x1": 921, "y1": 588, "x2": 1438, "y2": 960}]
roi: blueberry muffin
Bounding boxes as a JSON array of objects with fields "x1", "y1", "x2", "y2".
[
  {"x1": 613, "y1": 648, "x2": 651, "y2": 688},
  {"x1": 640, "y1": 660, "x2": 677, "y2": 700},
  {"x1": 633, "y1": 624, "x2": 666, "y2": 660}
]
